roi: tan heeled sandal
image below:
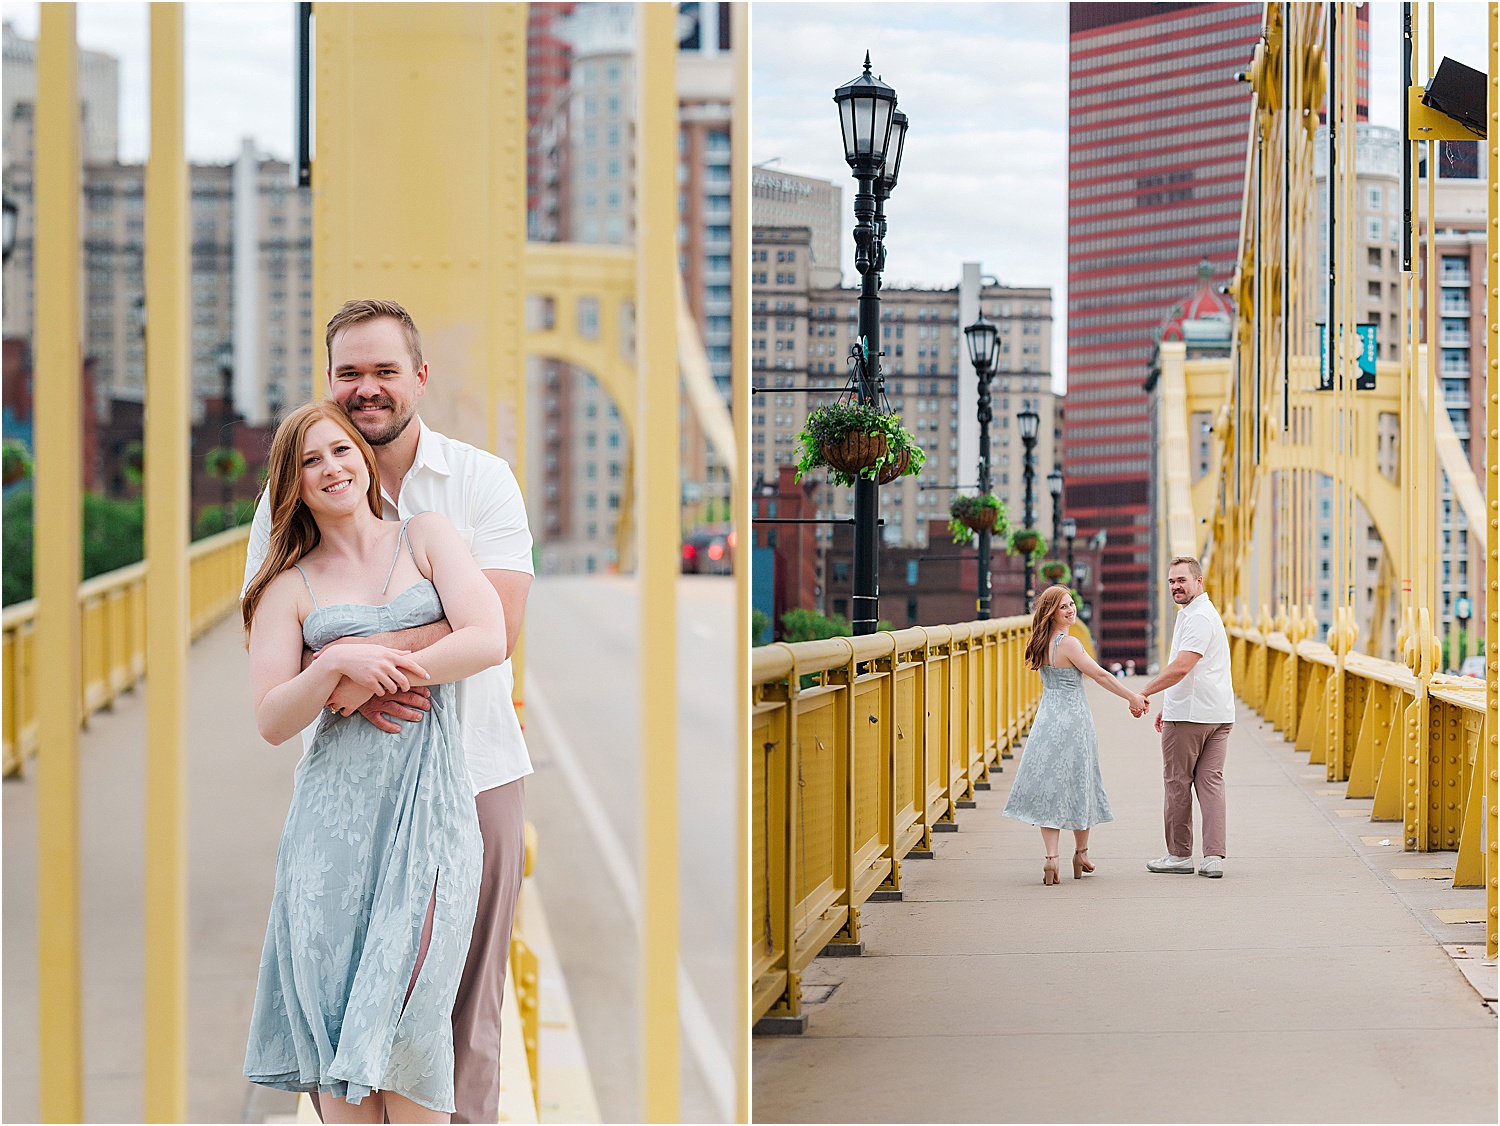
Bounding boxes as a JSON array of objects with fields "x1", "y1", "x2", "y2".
[
  {"x1": 1043, "y1": 855, "x2": 1060, "y2": 885},
  {"x1": 1073, "y1": 848, "x2": 1095, "y2": 879}
]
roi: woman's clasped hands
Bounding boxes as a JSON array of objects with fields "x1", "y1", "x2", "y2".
[{"x1": 319, "y1": 644, "x2": 429, "y2": 713}]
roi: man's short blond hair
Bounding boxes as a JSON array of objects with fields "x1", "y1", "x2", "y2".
[
  {"x1": 325, "y1": 298, "x2": 423, "y2": 371},
  {"x1": 1169, "y1": 555, "x2": 1203, "y2": 580}
]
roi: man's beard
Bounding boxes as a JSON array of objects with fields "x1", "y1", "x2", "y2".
[{"x1": 345, "y1": 396, "x2": 415, "y2": 446}]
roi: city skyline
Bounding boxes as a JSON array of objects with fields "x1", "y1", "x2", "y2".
[{"x1": 751, "y1": 1, "x2": 1491, "y2": 398}]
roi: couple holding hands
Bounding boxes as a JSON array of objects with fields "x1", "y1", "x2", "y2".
[{"x1": 1002, "y1": 558, "x2": 1237, "y2": 885}]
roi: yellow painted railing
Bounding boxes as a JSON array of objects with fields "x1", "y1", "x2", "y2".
[
  {"x1": 1228, "y1": 620, "x2": 1487, "y2": 885},
  {"x1": 2, "y1": 524, "x2": 251, "y2": 777},
  {"x1": 750, "y1": 617, "x2": 1094, "y2": 1028}
]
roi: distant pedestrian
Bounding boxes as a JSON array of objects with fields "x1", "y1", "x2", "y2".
[
  {"x1": 1124, "y1": 659, "x2": 1136, "y2": 677},
  {"x1": 1002, "y1": 586, "x2": 1146, "y2": 884},
  {"x1": 1136, "y1": 556, "x2": 1235, "y2": 878}
]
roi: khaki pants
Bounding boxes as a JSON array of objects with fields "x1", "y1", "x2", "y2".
[
  {"x1": 452, "y1": 777, "x2": 527, "y2": 1124},
  {"x1": 310, "y1": 777, "x2": 526, "y2": 1123},
  {"x1": 1160, "y1": 722, "x2": 1231, "y2": 858}
]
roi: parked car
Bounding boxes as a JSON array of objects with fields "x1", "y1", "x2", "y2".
[
  {"x1": 681, "y1": 530, "x2": 733, "y2": 575},
  {"x1": 1459, "y1": 655, "x2": 1485, "y2": 679}
]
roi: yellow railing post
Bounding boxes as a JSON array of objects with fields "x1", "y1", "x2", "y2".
[
  {"x1": 636, "y1": 4, "x2": 679, "y2": 1119},
  {"x1": 143, "y1": 6, "x2": 190, "y2": 1119},
  {"x1": 34, "y1": 5, "x2": 84, "y2": 1118}
]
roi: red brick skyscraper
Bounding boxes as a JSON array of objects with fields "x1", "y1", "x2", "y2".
[{"x1": 1066, "y1": 2, "x2": 1262, "y2": 663}]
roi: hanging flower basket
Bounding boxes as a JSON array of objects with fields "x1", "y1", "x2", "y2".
[
  {"x1": 1039, "y1": 560, "x2": 1071, "y2": 585},
  {"x1": 121, "y1": 440, "x2": 145, "y2": 487},
  {"x1": 948, "y1": 493, "x2": 1010, "y2": 547},
  {"x1": 876, "y1": 447, "x2": 913, "y2": 486},
  {"x1": 822, "y1": 429, "x2": 888, "y2": 479},
  {"x1": 205, "y1": 446, "x2": 247, "y2": 483},
  {"x1": 2, "y1": 439, "x2": 33, "y2": 488},
  {"x1": 1008, "y1": 528, "x2": 1046, "y2": 560},
  {"x1": 795, "y1": 400, "x2": 925, "y2": 489}
]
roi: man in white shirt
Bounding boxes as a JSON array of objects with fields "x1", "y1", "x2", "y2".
[
  {"x1": 1136, "y1": 555, "x2": 1236, "y2": 878},
  {"x1": 242, "y1": 299, "x2": 532, "y2": 1122}
]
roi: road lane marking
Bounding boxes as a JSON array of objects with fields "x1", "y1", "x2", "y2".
[{"x1": 528, "y1": 675, "x2": 735, "y2": 1123}]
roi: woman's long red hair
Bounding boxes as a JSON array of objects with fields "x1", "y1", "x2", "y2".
[
  {"x1": 241, "y1": 401, "x2": 383, "y2": 634},
  {"x1": 1024, "y1": 585, "x2": 1074, "y2": 670}
]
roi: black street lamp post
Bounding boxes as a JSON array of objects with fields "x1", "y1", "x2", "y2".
[
  {"x1": 2, "y1": 195, "x2": 17, "y2": 265},
  {"x1": 1047, "y1": 466, "x2": 1063, "y2": 563},
  {"x1": 1063, "y1": 516, "x2": 1077, "y2": 577},
  {"x1": 964, "y1": 315, "x2": 999, "y2": 620},
  {"x1": 1018, "y1": 409, "x2": 1040, "y2": 611},
  {"x1": 834, "y1": 54, "x2": 904, "y2": 636}
]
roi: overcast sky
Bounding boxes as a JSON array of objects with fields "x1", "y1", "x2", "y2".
[
  {"x1": 752, "y1": 1, "x2": 1489, "y2": 393},
  {"x1": 2, "y1": 1, "x2": 295, "y2": 163}
]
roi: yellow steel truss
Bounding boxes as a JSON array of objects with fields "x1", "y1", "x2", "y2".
[{"x1": 1159, "y1": 4, "x2": 1496, "y2": 954}]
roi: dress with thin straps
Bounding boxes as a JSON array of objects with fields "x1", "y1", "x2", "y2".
[
  {"x1": 1001, "y1": 631, "x2": 1114, "y2": 831},
  {"x1": 244, "y1": 519, "x2": 482, "y2": 1113}
]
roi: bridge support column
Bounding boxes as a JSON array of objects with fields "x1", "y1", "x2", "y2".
[
  {"x1": 34, "y1": 7, "x2": 83, "y2": 1120},
  {"x1": 143, "y1": 6, "x2": 191, "y2": 1120}
]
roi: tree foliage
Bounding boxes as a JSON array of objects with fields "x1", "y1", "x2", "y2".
[{"x1": 3, "y1": 489, "x2": 147, "y2": 606}]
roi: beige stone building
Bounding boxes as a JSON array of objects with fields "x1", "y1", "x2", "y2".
[{"x1": 752, "y1": 223, "x2": 1059, "y2": 551}]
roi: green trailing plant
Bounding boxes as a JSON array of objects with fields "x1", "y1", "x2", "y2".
[
  {"x1": 2, "y1": 439, "x2": 33, "y2": 488},
  {"x1": 121, "y1": 440, "x2": 145, "y2": 487},
  {"x1": 793, "y1": 399, "x2": 925, "y2": 488},
  {"x1": 947, "y1": 493, "x2": 1009, "y2": 547},
  {"x1": 1038, "y1": 559, "x2": 1071, "y2": 585},
  {"x1": 1008, "y1": 527, "x2": 1046, "y2": 560},
  {"x1": 205, "y1": 446, "x2": 247, "y2": 482}
]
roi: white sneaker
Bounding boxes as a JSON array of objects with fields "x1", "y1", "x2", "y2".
[
  {"x1": 1146, "y1": 854, "x2": 1194, "y2": 873},
  {"x1": 1198, "y1": 856, "x2": 1224, "y2": 878}
]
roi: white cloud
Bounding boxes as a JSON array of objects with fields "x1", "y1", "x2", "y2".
[{"x1": 3, "y1": 0, "x2": 294, "y2": 163}]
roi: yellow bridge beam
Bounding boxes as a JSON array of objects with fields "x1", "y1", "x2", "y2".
[
  {"x1": 142, "y1": 5, "x2": 191, "y2": 1119},
  {"x1": 33, "y1": 5, "x2": 83, "y2": 1119}
]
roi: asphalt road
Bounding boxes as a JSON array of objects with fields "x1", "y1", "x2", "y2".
[{"x1": 521, "y1": 573, "x2": 736, "y2": 1124}]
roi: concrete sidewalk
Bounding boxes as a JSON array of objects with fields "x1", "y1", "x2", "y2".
[
  {"x1": 3, "y1": 616, "x2": 303, "y2": 1124},
  {"x1": 752, "y1": 680, "x2": 1497, "y2": 1124}
]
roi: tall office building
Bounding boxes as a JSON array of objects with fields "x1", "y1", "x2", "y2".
[
  {"x1": 526, "y1": 3, "x2": 576, "y2": 241},
  {"x1": 751, "y1": 166, "x2": 843, "y2": 288},
  {"x1": 1068, "y1": 3, "x2": 1370, "y2": 663},
  {"x1": 1066, "y1": 2, "x2": 1264, "y2": 663},
  {"x1": 527, "y1": 2, "x2": 736, "y2": 574},
  {"x1": 2, "y1": 24, "x2": 312, "y2": 428}
]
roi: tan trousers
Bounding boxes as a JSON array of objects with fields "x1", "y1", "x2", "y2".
[
  {"x1": 1160, "y1": 721, "x2": 1231, "y2": 859},
  {"x1": 310, "y1": 777, "x2": 526, "y2": 1123},
  {"x1": 452, "y1": 777, "x2": 527, "y2": 1124}
]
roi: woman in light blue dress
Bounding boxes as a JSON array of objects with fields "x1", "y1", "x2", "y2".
[
  {"x1": 241, "y1": 402, "x2": 505, "y2": 1123},
  {"x1": 1003, "y1": 585, "x2": 1145, "y2": 885}
]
